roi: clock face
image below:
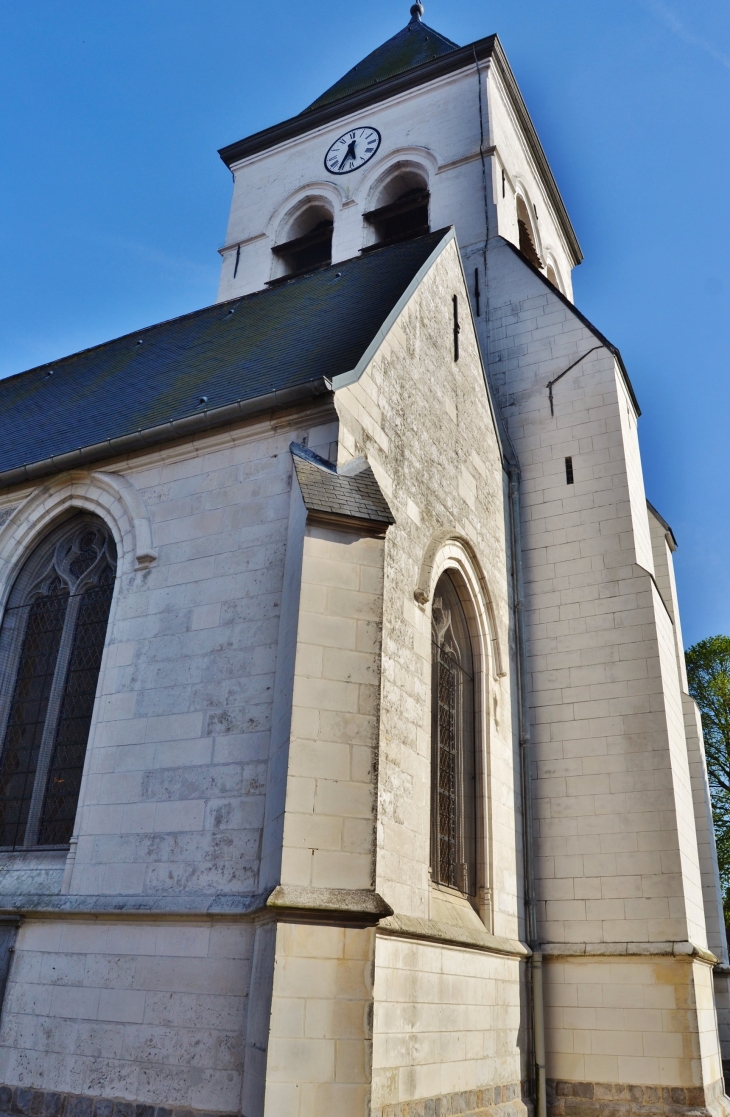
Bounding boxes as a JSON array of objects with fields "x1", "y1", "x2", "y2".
[{"x1": 324, "y1": 127, "x2": 381, "y2": 175}]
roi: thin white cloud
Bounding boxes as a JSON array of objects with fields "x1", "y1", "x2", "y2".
[{"x1": 643, "y1": 0, "x2": 730, "y2": 70}]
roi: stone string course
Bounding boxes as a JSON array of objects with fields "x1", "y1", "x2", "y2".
[
  {"x1": 371, "y1": 1081, "x2": 528, "y2": 1117},
  {"x1": 0, "y1": 1087, "x2": 234, "y2": 1117},
  {"x1": 547, "y1": 1078, "x2": 727, "y2": 1116}
]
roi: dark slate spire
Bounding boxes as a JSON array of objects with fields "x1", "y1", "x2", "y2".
[{"x1": 305, "y1": 5, "x2": 458, "y2": 112}]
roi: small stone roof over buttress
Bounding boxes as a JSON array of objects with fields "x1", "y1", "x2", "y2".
[
  {"x1": 306, "y1": 6, "x2": 458, "y2": 111},
  {"x1": 291, "y1": 443, "x2": 394, "y2": 534}
]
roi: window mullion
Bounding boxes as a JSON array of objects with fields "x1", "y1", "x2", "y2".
[
  {"x1": 23, "y1": 593, "x2": 82, "y2": 847},
  {"x1": 0, "y1": 607, "x2": 32, "y2": 765}
]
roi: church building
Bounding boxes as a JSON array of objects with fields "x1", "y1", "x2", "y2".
[{"x1": 0, "y1": 6, "x2": 728, "y2": 1116}]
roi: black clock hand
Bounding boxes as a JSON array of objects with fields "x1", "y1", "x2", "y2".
[{"x1": 339, "y1": 140, "x2": 357, "y2": 169}]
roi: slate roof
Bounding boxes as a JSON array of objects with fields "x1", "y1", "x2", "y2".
[
  {"x1": 307, "y1": 10, "x2": 458, "y2": 111},
  {"x1": 291, "y1": 443, "x2": 394, "y2": 532},
  {"x1": 0, "y1": 230, "x2": 450, "y2": 487}
]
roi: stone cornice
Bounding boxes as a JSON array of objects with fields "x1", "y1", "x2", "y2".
[
  {"x1": 541, "y1": 940, "x2": 718, "y2": 965},
  {"x1": 0, "y1": 886, "x2": 393, "y2": 925}
]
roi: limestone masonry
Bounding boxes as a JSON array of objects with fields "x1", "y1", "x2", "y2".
[{"x1": 0, "y1": 6, "x2": 725, "y2": 1117}]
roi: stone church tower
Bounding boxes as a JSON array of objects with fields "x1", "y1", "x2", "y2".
[{"x1": 0, "y1": 6, "x2": 726, "y2": 1117}]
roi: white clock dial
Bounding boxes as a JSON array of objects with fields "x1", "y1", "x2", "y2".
[{"x1": 324, "y1": 127, "x2": 381, "y2": 175}]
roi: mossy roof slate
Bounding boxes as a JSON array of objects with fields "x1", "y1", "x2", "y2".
[
  {"x1": 307, "y1": 16, "x2": 458, "y2": 111},
  {"x1": 0, "y1": 230, "x2": 449, "y2": 483}
]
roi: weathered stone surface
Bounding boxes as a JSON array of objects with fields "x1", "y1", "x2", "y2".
[
  {"x1": 547, "y1": 1079, "x2": 729, "y2": 1116},
  {"x1": 0, "y1": 1089, "x2": 234, "y2": 1117},
  {"x1": 371, "y1": 1082, "x2": 528, "y2": 1116}
]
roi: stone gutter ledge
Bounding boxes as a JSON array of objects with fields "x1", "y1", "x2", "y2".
[
  {"x1": 377, "y1": 913, "x2": 531, "y2": 958},
  {"x1": 0, "y1": 893, "x2": 272, "y2": 920},
  {"x1": 266, "y1": 885, "x2": 393, "y2": 922},
  {"x1": 0, "y1": 887, "x2": 395, "y2": 924},
  {"x1": 541, "y1": 940, "x2": 718, "y2": 964}
]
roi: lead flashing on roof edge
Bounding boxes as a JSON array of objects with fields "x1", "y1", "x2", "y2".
[{"x1": 0, "y1": 380, "x2": 333, "y2": 493}]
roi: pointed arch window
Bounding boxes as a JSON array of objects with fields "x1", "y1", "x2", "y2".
[
  {"x1": 0, "y1": 516, "x2": 116, "y2": 849},
  {"x1": 431, "y1": 572, "x2": 477, "y2": 895}
]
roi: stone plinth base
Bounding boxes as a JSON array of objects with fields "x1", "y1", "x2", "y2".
[
  {"x1": 548, "y1": 1078, "x2": 730, "y2": 1116},
  {"x1": 372, "y1": 1082, "x2": 528, "y2": 1117},
  {"x1": 0, "y1": 1086, "x2": 235, "y2": 1117}
]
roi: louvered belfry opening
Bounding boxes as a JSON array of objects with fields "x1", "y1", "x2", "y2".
[
  {"x1": 0, "y1": 515, "x2": 116, "y2": 849},
  {"x1": 430, "y1": 572, "x2": 476, "y2": 896},
  {"x1": 516, "y1": 195, "x2": 542, "y2": 270},
  {"x1": 518, "y1": 218, "x2": 542, "y2": 270},
  {"x1": 364, "y1": 187, "x2": 430, "y2": 249},
  {"x1": 271, "y1": 213, "x2": 334, "y2": 280}
]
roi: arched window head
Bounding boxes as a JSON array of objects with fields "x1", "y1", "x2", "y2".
[
  {"x1": 431, "y1": 572, "x2": 476, "y2": 895},
  {"x1": 271, "y1": 201, "x2": 334, "y2": 281},
  {"x1": 546, "y1": 262, "x2": 561, "y2": 291},
  {"x1": 516, "y1": 195, "x2": 542, "y2": 270},
  {"x1": 0, "y1": 515, "x2": 116, "y2": 849},
  {"x1": 364, "y1": 170, "x2": 429, "y2": 249}
]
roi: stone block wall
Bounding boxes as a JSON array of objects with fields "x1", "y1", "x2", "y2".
[
  {"x1": 333, "y1": 239, "x2": 526, "y2": 1112},
  {"x1": 280, "y1": 522, "x2": 385, "y2": 893},
  {"x1": 63, "y1": 416, "x2": 328, "y2": 901},
  {"x1": 335, "y1": 237, "x2": 517, "y2": 939},
  {"x1": 485, "y1": 235, "x2": 727, "y2": 1097},
  {"x1": 262, "y1": 922, "x2": 375, "y2": 1117},
  {"x1": 543, "y1": 955, "x2": 721, "y2": 1091},
  {"x1": 0, "y1": 918, "x2": 251, "y2": 1112},
  {"x1": 0, "y1": 405, "x2": 339, "y2": 1111},
  {"x1": 371, "y1": 935, "x2": 526, "y2": 1113}
]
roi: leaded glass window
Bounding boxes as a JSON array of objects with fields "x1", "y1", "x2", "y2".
[
  {"x1": 0, "y1": 516, "x2": 116, "y2": 849},
  {"x1": 431, "y1": 572, "x2": 476, "y2": 895}
]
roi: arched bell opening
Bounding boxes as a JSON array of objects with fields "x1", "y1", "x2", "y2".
[
  {"x1": 270, "y1": 200, "x2": 334, "y2": 282},
  {"x1": 516, "y1": 194, "x2": 543, "y2": 271},
  {"x1": 363, "y1": 168, "x2": 430, "y2": 251}
]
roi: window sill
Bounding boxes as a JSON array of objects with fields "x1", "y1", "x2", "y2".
[
  {"x1": 0, "y1": 846, "x2": 69, "y2": 856},
  {"x1": 429, "y1": 882, "x2": 485, "y2": 935}
]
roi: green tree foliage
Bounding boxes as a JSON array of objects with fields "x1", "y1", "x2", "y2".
[{"x1": 685, "y1": 635, "x2": 730, "y2": 919}]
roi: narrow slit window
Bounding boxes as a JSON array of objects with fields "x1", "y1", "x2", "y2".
[
  {"x1": 453, "y1": 294, "x2": 460, "y2": 361},
  {"x1": 565, "y1": 456, "x2": 574, "y2": 485},
  {"x1": 474, "y1": 268, "x2": 481, "y2": 317}
]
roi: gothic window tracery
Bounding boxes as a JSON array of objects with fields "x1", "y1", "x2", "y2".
[
  {"x1": 0, "y1": 516, "x2": 116, "y2": 849},
  {"x1": 430, "y1": 572, "x2": 476, "y2": 896}
]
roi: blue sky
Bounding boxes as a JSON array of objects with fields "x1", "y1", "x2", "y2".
[{"x1": 0, "y1": 0, "x2": 728, "y2": 646}]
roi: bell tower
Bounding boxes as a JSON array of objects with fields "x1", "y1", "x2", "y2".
[{"x1": 215, "y1": 1, "x2": 582, "y2": 345}]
